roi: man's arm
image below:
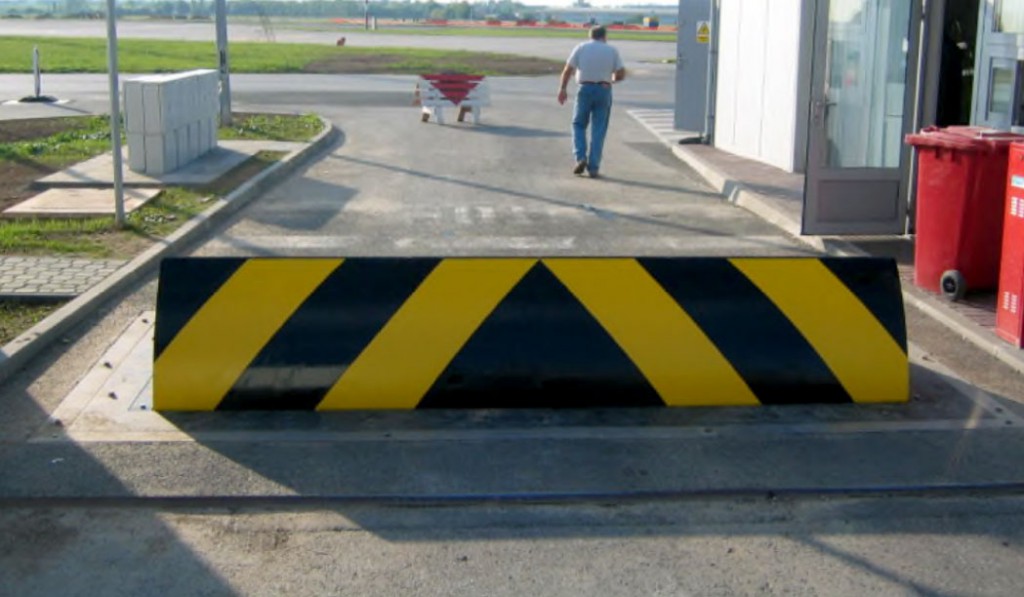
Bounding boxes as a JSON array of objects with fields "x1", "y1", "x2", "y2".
[
  {"x1": 558, "y1": 64, "x2": 575, "y2": 105},
  {"x1": 612, "y1": 47, "x2": 626, "y2": 83}
]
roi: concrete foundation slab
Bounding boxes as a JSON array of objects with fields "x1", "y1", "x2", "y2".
[
  {"x1": 36, "y1": 140, "x2": 306, "y2": 188},
  {"x1": 2, "y1": 187, "x2": 160, "y2": 218},
  {"x1": 43, "y1": 313, "x2": 1024, "y2": 444}
]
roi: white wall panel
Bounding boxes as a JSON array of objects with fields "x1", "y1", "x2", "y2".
[
  {"x1": 714, "y1": 0, "x2": 809, "y2": 173},
  {"x1": 715, "y1": 0, "x2": 741, "y2": 149},
  {"x1": 733, "y1": 0, "x2": 768, "y2": 156}
]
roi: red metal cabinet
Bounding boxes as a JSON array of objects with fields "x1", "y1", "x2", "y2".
[{"x1": 997, "y1": 143, "x2": 1024, "y2": 346}]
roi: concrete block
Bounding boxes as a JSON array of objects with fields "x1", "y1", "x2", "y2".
[
  {"x1": 164, "y1": 82, "x2": 178, "y2": 131},
  {"x1": 120, "y1": 70, "x2": 224, "y2": 172},
  {"x1": 175, "y1": 127, "x2": 189, "y2": 169},
  {"x1": 201, "y1": 73, "x2": 219, "y2": 113},
  {"x1": 208, "y1": 117, "x2": 219, "y2": 151},
  {"x1": 142, "y1": 84, "x2": 165, "y2": 134},
  {"x1": 144, "y1": 133, "x2": 177, "y2": 175},
  {"x1": 173, "y1": 78, "x2": 190, "y2": 129},
  {"x1": 123, "y1": 83, "x2": 146, "y2": 133},
  {"x1": 195, "y1": 119, "x2": 206, "y2": 155},
  {"x1": 127, "y1": 133, "x2": 146, "y2": 173},
  {"x1": 204, "y1": 118, "x2": 216, "y2": 154},
  {"x1": 188, "y1": 122, "x2": 200, "y2": 160}
]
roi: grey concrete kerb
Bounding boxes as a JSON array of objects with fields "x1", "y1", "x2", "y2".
[{"x1": 0, "y1": 115, "x2": 339, "y2": 385}]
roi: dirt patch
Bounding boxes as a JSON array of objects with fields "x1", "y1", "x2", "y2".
[
  {"x1": 0, "y1": 301, "x2": 65, "y2": 345},
  {"x1": 0, "y1": 117, "x2": 88, "y2": 144},
  {"x1": 0, "y1": 117, "x2": 109, "y2": 213},
  {"x1": 303, "y1": 53, "x2": 562, "y2": 76}
]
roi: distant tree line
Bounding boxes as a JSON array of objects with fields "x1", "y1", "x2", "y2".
[{"x1": 3, "y1": 0, "x2": 535, "y2": 22}]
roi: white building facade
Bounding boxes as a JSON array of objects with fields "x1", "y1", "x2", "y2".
[{"x1": 685, "y1": 0, "x2": 1020, "y2": 235}]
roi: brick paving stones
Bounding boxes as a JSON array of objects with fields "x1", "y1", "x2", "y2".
[{"x1": 0, "y1": 256, "x2": 125, "y2": 298}]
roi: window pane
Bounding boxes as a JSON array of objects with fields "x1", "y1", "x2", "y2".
[
  {"x1": 990, "y1": 67, "x2": 1015, "y2": 116},
  {"x1": 997, "y1": 0, "x2": 1024, "y2": 33},
  {"x1": 825, "y1": 0, "x2": 910, "y2": 168}
]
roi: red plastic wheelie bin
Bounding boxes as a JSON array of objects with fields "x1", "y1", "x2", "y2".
[{"x1": 905, "y1": 126, "x2": 1024, "y2": 300}]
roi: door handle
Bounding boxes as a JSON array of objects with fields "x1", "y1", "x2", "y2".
[{"x1": 812, "y1": 99, "x2": 837, "y2": 123}]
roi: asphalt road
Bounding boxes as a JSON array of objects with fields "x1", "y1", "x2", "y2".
[{"x1": 3, "y1": 20, "x2": 1024, "y2": 596}]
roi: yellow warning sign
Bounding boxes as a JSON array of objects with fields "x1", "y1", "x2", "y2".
[{"x1": 697, "y1": 21, "x2": 711, "y2": 44}]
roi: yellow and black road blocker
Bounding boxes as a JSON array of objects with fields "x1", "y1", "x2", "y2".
[{"x1": 153, "y1": 257, "x2": 909, "y2": 411}]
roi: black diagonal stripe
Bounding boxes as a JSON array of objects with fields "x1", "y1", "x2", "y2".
[
  {"x1": 640, "y1": 258, "x2": 852, "y2": 405},
  {"x1": 154, "y1": 257, "x2": 245, "y2": 360},
  {"x1": 217, "y1": 258, "x2": 441, "y2": 411},
  {"x1": 821, "y1": 257, "x2": 907, "y2": 353},
  {"x1": 418, "y1": 261, "x2": 664, "y2": 409}
]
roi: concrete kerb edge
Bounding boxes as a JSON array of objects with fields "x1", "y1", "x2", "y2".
[
  {"x1": 0, "y1": 115, "x2": 339, "y2": 386},
  {"x1": 668, "y1": 141, "x2": 1024, "y2": 375},
  {"x1": 903, "y1": 287, "x2": 1024, "y2": 376}
]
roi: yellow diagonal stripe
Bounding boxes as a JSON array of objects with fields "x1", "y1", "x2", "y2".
[
  {"x1": 544, "y1": 259, "x2": 760, "y2": 406},
  {"x1": 154, "y1": 259, "x2": 343, "y2": 411},
  {"x1": 318, "y1": 259, "x2": 536, "y2": 410},
  {"x1": 730, "y1": 258, "x2": 908, "y2": 403}
]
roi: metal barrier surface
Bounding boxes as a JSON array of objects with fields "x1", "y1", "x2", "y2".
[{"x1": 153, "y1": 257, "x2": 908, "y2": 411}]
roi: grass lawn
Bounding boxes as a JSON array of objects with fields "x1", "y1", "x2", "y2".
[
  {"x1": 0, "y1": 36, "x2": 562, "y2": 75},
  {"x1": 0, "y1": 114, "x2": 320, "y2": 258},
  {"x1": 199, "y1": 15, "x2": 676, "y2": 42},
  {"x1": 0, "y1": 301, "x2": 65, "y2": 345},
  {"x1": 363, "y1": 26, "x2": 677, "y2": 43},
  {"x1": 0, "y1": 113, "x2": 311, "y2": 342},
  {"x1": 0, "y1": 115, "x2": 113, "y2": 166}
]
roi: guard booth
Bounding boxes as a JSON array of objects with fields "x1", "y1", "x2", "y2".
[{"x1": 682, "y1": 0, "x2": 1024, "y2": 237}]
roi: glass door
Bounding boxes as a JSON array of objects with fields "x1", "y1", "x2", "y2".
[
  {"x1": 803, "y1": 0, "x2": 919, "y2": 235},
  {"x1": 974, "y1": 0, "x2": 1024, "y2": 131}
]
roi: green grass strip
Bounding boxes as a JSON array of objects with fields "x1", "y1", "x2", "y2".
[
  {"x1": 364, "y1": 26, "x2": 677, "y2": 43},
  {"x1": 0, "y1": 301, "x2": 65, "y2": 346},
  {"x1": 0, "y1": 36, "x2": 559, "y2": 74},
  {"x1": 0, "y1": 217, "x2": 112, "y2": 256},
  {"x1": 0, "y1": 116, "x2": 112, "y2": 164},
  {"x1": 220, "y1": 113, "x2": 324, "y2": 142}
]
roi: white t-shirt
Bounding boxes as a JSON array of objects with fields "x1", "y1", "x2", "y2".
[{"x1": 567, "y1": 40, "x2": 625, "y2": 84}]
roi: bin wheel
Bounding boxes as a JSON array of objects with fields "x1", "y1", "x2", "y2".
[{"x1": 940, "y1": 270, "x2": 966, "y2": 301}]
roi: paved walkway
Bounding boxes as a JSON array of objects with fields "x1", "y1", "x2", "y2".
[{"x1": 0, "y1": 256, "x2": 124, "y2": 299}]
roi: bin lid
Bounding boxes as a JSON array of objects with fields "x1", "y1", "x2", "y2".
[{"x1": 905, "y1": 126, "x2": 1024, "y2": 152}]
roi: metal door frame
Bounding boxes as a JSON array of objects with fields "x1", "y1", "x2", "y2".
[
  {"x1": 801, "y1": 0, "x2": 923, "y2": 236},
  {"x1": 973, "y1": 0, "x2": 1024, "y2": 130}
]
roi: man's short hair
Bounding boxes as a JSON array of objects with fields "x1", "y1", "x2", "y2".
[{"x1": 589, "y1": 26, "x2": 607, "y2": 40}]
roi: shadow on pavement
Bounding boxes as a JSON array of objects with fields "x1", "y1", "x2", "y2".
[
  {"x1": 330, "y1": 153, "x2": 795, "y2": 246},
  {"x1": 0, "y1": 317, "x2": 236, "y2": 595},
  {"x1": 460, "y1": 124, "x2": 569, "y2": 138}
]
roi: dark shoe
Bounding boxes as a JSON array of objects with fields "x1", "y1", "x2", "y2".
[
  {"x1": 573, "y1": 160, "x2": 588, "y2": 175},
  {"x1": 588, "y1": 169, "x2": 600, "y2": 179}
]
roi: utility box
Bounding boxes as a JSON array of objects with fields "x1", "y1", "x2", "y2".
[
  {"x1": 675, "y1": 0, "x2": 711, "y2": 133},
  {"x1": 123, "y1": 69, "x2": 219, "y2": 175},
  {"x1": 997, "y1": 143, "x2": 1024, "y2": 346}
]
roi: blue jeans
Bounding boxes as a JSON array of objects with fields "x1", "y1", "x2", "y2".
[{"x1": 572, "y1": 84, "x2": 612, "y2": 173}]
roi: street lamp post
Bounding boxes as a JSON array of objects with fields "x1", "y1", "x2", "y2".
[
  {"x1": 215, "y1": 0, "x2": 232, "y2": 125},
  {"x1": 104, "y1": 0, "x2": 126, "y2": 227}
]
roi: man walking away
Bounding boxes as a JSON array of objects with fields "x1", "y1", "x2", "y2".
[{"x1": 557, "y1": 25, "x2": 626, "y2": 179}]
